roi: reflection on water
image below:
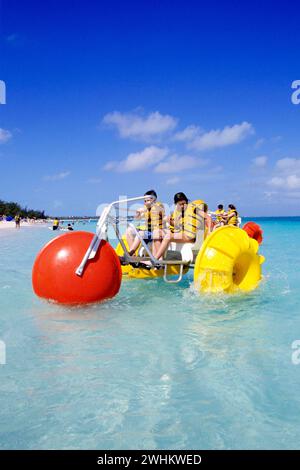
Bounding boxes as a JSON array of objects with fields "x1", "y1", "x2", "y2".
[{"x1": 1, "y1": 220, "x2": 300, "y2": 449}]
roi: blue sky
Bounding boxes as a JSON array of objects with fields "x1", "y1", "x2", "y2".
[{"x1": 1, "y1": 0, "x2": 300, "y2": 216}]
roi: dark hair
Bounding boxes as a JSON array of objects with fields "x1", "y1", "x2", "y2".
[
  {"x1": 228, "y1": 204, "x2": 236, "y2": 210},
  {"x1": 144, "y1": 190, "x2": 157, "y2": 199},
  {"x1": 218, "y1": 204, "x2": 223, "y2": 210},
  {"x1": 174, "y1": 192, "x2": 188, "y2": 204}
]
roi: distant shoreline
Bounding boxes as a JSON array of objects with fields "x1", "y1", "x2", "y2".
[
  {"x1": 1, "y1": 216, "x2": 299, "y2": 232},
  {"x1": 0, "y1": 221, "x2": 49, "y2": 230}
]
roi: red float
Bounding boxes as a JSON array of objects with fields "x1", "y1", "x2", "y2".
[
  {"x1": 242, "y1": 222, "x2": 263, "y2": 245},
  {"x1": 32, "y1": 231, "x2": 122, "y2": 305}
]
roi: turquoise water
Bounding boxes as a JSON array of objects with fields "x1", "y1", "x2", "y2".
[{"x1": 1, "y1": 218, "x2": 300, "y2": 450}]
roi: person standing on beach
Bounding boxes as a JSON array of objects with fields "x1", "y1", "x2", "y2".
[
  {"x1": 52, "y1": 218, "x2": 60, "y2": 230},
  {"x1": 15, "y1": 214, "x2": 21, "y2": 229}
]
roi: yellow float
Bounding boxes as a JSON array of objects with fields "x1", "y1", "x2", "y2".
[
  {"x1": 115, "y1": 236, "x2": 189, "y2": 279},
  {"x1": 193, "y1": 225, "x2": 265, "y2": 293}
]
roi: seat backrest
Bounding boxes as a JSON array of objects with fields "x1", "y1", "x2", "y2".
[
  {"x1": 167, "y1": 224, "x2": 205, "y2": 262},
  {"x1": 192, "y1": 225, "x2": 205, "y2": 252}
]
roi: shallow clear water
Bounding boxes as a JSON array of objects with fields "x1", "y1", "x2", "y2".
[{"x1": 1, "y1": 218, "x2": 300, "y2": 450}]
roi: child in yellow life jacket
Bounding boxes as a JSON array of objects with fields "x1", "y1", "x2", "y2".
[
  {"x1": 226, "y1": 204, "x2": 239, "y2": 226},
  {"x1": 168, "y1": 192, "x2": 189, "y2": 234},
  {"x1": 154, "y1": 192, "x2": 206, "y2": 261},
  {"x1": 215, "y1": 204, "x2": 225, "y2": 222},
  {"x1": 127, "y1": 190, "x2": 165, "y2": 257},
  {"x1": 213, "y1": 204, "x2": 226, "y2": 229}
]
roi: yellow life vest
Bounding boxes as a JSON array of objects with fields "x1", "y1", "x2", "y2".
[
  {"x1": 227, "y1": 209, "x2": 238, "y2": 226},
  {"x1": 170, "y1": 207, "x2": 185, "y2": 232},
  {"x1": 138, "y1": 201, "x2": 165, "y2": 231},
  {"x1": 53, "y1": 219, "x2": 59, "y2": 227},
  {"x1": 171, "y1": 200, "x2": 205, "y2": 238},
  {"x1": 183, "y1": 199, "x2": 205, "y2": 239},
  {"x1": 215, "y1": 209, "x2": 224, "y2": 222}
]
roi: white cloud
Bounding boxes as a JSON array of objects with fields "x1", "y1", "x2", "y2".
[
  {"x1": 254, "y1": 138, "x2": 265, "y2": 149},
  {"x1": 166, "y1": 176, "x2": 180, "y2": 185},
  {"x1": 264, "y1": 190, "x2": 278, "y2": 199},
  {"x1": 103, "y1": 110, "x2": 177, "y2": 140},
  {"x1": 154, "y1": 154, "x2": 208, "y2": 173},
  {"x1": 103, "y1": 161, "x2": 118, "y2": 171},
  {"x1": 44, "y1": 171, "x2": 71, "y2": 181},
  {"x1": 253, "y1": 155, "x2": 268, "y2": 167},
  {"x1": 104, "y1": 146, "x2": 169, "y2": 172},
  {"x1": 189, "y1": 121, "x2": 254, "y2": 151},
  {"x1": 0, "y1": 128, "x2": 12, "y2": 143},
  {"x1": 269, "y1": 174, "x2": 300, "y2": 190},
  {"x1": 275, "y1": 158, "x2": 300, "y2": 174},
  {"x1": 173, "y1": 125, "x2": 202, "y2": 142},
  {"x1": 254, "y1": 136, "x2": 281, "y2": 150},
  {"x1": 267, "y1": 157, "x2": 300, "y2": 193},
  {"x1": 284, "y1": 175, "x2": 300, "y2": 189},
  {"x1": 268, "y1": 176, "x2": 284, "y2": 187}
]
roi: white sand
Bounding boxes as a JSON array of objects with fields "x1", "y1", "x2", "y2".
[{"x1": 0, "y1": 221, "x2": 49, "y2": 230}]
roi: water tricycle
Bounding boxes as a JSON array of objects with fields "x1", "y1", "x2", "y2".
[{"x1": 32, "y1": 196, "x2": 264, "y2": 305}]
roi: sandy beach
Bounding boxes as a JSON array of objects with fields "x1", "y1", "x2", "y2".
[{"x1": 0, "y1": 221, "x2": 49, "y2": 230}]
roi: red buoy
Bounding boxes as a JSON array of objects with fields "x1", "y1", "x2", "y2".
[
  {"x1": 242, "y1": 222, "x2": 263, "y2": 245},
  {"x1": 32, "y1": 231, "x2": 122, "y2": 305}
]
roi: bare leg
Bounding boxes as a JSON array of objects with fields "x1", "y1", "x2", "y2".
[
  {"x1": 128, "y1": 229, "x2": 163, "y2": 257},
  {"x1": 125, "y1": 226, "x2": 136, "y2": 250},
  {"x1": 151, "y1": 240, "x2": 161, "y2": 258},
  {"x1": 151, "y1": 229, "x2": 163, "y2": 257},
  {"x1": 155, "y1": 231, "x2": 195, "y2": 260},
  {"x1": 155, "y1": 232, "x2": 173, "y2": 260},
  {"x1": 128, "y1": 234, "x2": 143, "y2": 256}
]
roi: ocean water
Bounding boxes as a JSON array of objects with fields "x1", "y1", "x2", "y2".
[{"x1": 0, "y1": 218, "x2": 300, "y2": 450}]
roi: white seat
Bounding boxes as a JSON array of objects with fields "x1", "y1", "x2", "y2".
[
  {"x1": 167, "y1": 227, "x2": 205, "y2": 263},
  {"x1": 137, "y1": 223, "x2": 205, "y2": 263}
]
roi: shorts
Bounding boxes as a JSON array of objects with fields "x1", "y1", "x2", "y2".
[
  {"x1": 142, "y1": 230, "x2": 153, "y2": 242},
  {"x1": 134, "y1": 226, "x2": 153, "y2": 242}
]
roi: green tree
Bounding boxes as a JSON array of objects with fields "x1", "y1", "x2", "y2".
[{"x1": 0, "y1": 199, "x2": 47, "y2": 219}]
